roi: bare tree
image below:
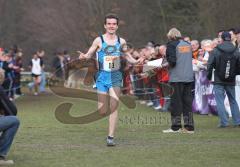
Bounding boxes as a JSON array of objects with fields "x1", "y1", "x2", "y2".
[{"x1": 0, "y1": 0, "x2": 240, "y2": 69}]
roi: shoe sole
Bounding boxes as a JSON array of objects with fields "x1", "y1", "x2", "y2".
[
  {"x1": 217, "y1": 126, "x2": 229, "y2": 128},
  {"x1": 162, "y1": 130, "x2": 181, "y2": 133},
  {"x1": 181, "y1": 130, "x2": 195, "y2": 134},
  {"x1": 163, "y1": 129, "x2": 194, "y2": 134},
  {"x1": 0, "y1": 160, "x2": 14, "y2": 165}
]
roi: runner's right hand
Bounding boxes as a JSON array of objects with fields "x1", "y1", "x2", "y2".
[{"x1": 77, "y1": 51, "x2": 85, "y2": 59}]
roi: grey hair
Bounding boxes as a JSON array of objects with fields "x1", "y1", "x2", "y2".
[{"x1": 167, "y1": 28, "x2": 182, "y2": 40}]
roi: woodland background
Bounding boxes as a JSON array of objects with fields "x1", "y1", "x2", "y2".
[{"x1": 0, "y1": 0, "x2": 239, "y2": 68}]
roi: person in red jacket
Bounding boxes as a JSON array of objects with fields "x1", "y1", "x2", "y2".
[{"x1": 156, "y1": 45, "x2": 170, "y2": 111}]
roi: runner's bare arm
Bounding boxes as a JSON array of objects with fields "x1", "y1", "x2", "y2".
[
  {"x1": 125, "y1": 52, "x2": 139, "y2": 64},
  {"x1": 120, "y1": 38, "x2": 144, "y2": 64},
  {"x1": 79, "y1": 38, "x2": 100, "y2": 59}
]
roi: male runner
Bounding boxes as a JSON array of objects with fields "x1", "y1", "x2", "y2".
[{"x1": 79, "y1": 13, "x2": 143, "y2": 146}]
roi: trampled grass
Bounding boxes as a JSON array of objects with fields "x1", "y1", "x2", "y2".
[{"x1": 9, "y1": 89, "x2": 240, "y2": 167}]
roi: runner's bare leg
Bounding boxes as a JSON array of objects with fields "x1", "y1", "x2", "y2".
[
  {"x1": 108, "y1": 87, "x2": 120, "y2": 137},
  {"x1": 97, "y1": 91, "x2": 108, "y2": 115}
]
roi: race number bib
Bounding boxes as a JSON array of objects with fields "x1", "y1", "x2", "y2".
[{"x1": 103, "y1": 55, "x2": 120, "y2": 72}]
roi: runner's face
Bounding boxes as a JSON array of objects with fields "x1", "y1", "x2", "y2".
[{"x1": 104, "y1": 18, "x2": 118, "y2": 34}]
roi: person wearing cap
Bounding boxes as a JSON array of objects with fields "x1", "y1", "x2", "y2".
[{"x1": 207, "y1": 31, "x2": 240, "y2": 128}]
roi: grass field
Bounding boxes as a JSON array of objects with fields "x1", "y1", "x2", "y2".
[{"x1": 9, "y1": 89, "x2": 240, "y2": 167}]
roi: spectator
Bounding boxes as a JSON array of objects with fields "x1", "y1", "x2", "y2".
[
  {"x1": 37, "y1": 50, "x2": 46, "y2": 93},
  {"x1": 201, "y1": 39, "x2": 213, "y2": 64},
  {"x1": 235, "y1": 28, "x2": 240, "y2": 48},
  {"x1": 52, "y1": 51, "x2": 65, "y2": 80},
  {"x1": 132, "y1": 48, "x2": 146, "y2": 104},
  {"x1": 192, "y1": 40, "x2": 217, "y2": 115},
  {"x1": 0, "y1": 85, "x2": 19, "y2": 165},
  {"x1": 156, "y1": 45, "x2": 170, "y2": 112},
  {"x1": 163, "y1": 28, "x2": 194, "y2": 133},
  {"x1": 184, "y1": 36, "x2": 191, "y2": 43},
  {"x1": 63, "y1": 50, "x2": 71, "y2": 80},
  {"x1": 207, "y1": 31, "x2": 240, "y2": 127},
  {"x1": 1, "y1": 53, "x2": 16, "y2": 100},
  {"x1": 29, "y1": 52, "x2": 43, "y2": 95},
  {"x1": 217, "y1": 30, "x2": 224, "y2": 39},
  {"x1": 191, "y1": 40, "x2": 200, "y2": 59},
  {"x1": 228, "y1": 28, "x2": 238, "y2": 46},
  {"x1": 143, "y1": 44, "x2": 161, "y2": 110},
  {"x1": 212, "y1": 38, "x2": 221, "y2": 49},
  {"x1": 14, "y1": 51, "x2": 24, "y2": 97}
]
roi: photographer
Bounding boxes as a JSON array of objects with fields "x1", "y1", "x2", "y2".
[{"x1": 0, "y1": 84, "x2": 19, "y2": 165}]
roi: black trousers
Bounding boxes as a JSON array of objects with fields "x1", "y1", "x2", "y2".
[
  {"x1": 14, "y1": 73, "x2": 22, "y2": 95},
  {"x1": 169, "y1": 82, "x2": 194, "y2": 131},
  {"x1": 0, "y1": 86, "x2": 17, "y2": 115},
  {"x1": 2, "y1": 78, "x2": 14, "y2": 98}
]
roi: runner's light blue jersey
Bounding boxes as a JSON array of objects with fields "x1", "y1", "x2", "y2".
[{"x1": 96, "y1": 35, "x2": 123, "y2": 85}]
